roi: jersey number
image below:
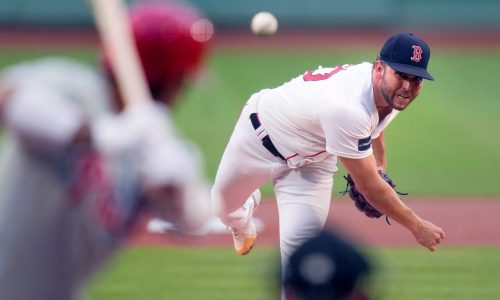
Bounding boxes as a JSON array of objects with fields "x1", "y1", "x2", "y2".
[{"x1": 303, "y1": 65, "x2": 350, "y2": 81}]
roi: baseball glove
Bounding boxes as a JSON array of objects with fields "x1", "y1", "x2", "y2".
[{"x1": 341, "y1": 170, "x2": 407, "y2": 224}]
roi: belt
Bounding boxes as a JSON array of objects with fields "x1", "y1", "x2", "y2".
[{"x1": 249, "y1": 113, "x2": 286, "y2": 161}]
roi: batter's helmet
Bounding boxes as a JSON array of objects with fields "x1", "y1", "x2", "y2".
[{"x1": 102, "y1": 0, "x2": 213, "y2": 103}]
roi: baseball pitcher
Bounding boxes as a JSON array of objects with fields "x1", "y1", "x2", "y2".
[{"x1": 212, "y1": 33, "x2": 445, "y2": 299}]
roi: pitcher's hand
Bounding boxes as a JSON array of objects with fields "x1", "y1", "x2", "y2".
[{"x1": 412, "y1": 219, "x2": 445, "y2": 252}]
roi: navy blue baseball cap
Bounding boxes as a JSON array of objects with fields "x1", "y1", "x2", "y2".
[{"x1": 380, "y1": 33, "x2": 434, "y2": 81}]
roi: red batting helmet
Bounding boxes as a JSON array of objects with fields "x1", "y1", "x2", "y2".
[{"x1": 102, "y1": 0, "x2": 213, "y2": 104}]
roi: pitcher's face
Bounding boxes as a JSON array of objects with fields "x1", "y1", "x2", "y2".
[{"x1": 379, "y1": 65, "x2": 423, "y2": 111}]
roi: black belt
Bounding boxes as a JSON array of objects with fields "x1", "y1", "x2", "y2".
[{"x1": 249, "y1": 113, "x2": 286, "y2": 161}]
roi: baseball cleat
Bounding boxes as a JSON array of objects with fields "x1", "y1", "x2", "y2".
[
  {"x1": 230, "y1": 219, "x2": 257, "y2": 255},
  {"x1": 229, "y1": 189, "x2": 261, "y2": 255}
]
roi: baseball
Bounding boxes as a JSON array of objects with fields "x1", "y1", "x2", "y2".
[{"x1": 251, "y1": 12, "x2": 278, "y2": 37}]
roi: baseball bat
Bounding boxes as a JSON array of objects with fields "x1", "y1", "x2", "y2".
[{"x1": 88, "y1": 0, "x2": 151, "y2": 106}]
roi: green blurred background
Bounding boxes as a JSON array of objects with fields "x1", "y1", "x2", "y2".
[{"x1": 1, "y1": 0, "x2": 499, "y2": 299}]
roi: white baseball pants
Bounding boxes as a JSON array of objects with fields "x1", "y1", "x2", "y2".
[{"x1": 212, "y1": 91, "x2": 338, "y2": 279}]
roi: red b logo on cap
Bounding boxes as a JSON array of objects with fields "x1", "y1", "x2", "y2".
[{"x1": 411, "y1": 45, "x2": 423, "y2": 62}]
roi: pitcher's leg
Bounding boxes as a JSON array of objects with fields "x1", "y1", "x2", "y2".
[
  {"x1": 274, "y1": 158, "x2": 338, "y2": 288},
  {"x1": 212, "y1": 148, "x2": 271, "y2": 220},
  {"x1": 213, "y1": 95, "x2": 286, "y2": 216},
  {"x1": 212, "y1": 120, "x2": 280, "y2": 219},
  {"x1": 212, "y1": 98, "x2": 286, "y2": 255}
]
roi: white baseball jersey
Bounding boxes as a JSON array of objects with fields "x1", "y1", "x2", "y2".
[
  {"x1": 259, "y1": 63, "x2": 399, "y2": 163},
  {"x1": 0, "y1": 59, "x2": 140, "y2": 300}
]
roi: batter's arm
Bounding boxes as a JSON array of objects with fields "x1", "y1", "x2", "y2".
[
  {"x1": 0, "y1": 80, "x2": 88, "y2": 150},
  {"x1": 339, "y1": 154, "x2": 445, "y2": 251},
  {"x1": 372, "y1": 131, "x2": 387, "y2": 172}
]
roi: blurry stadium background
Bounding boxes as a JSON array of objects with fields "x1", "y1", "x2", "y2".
[
  {"x1": 1, "y1": 0, "x2": 500, "y2": 29},
  {"x1": 1, "y1": 0, "x2": 499, "y2": 299}
]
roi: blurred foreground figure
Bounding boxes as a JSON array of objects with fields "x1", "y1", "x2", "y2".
[
  {"x1": 283, "y1": 229, "x2": 373, "y2": 300},
  {"x1": 0, "y1": 1, "x2": 213, "y2": 299}
]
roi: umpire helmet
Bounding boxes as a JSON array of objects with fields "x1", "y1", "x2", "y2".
[{"x1": 102, "y1": 0, "x2": 213, "y2": 103}]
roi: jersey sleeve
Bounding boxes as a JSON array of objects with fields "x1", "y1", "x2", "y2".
[{"x1": 316, "y1": 101, "x2": 373, "y2": 159}]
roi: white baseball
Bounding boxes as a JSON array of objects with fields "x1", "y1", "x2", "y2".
[{"x1": 251, "y1": 12, "x2": 278, "y2": 37}]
